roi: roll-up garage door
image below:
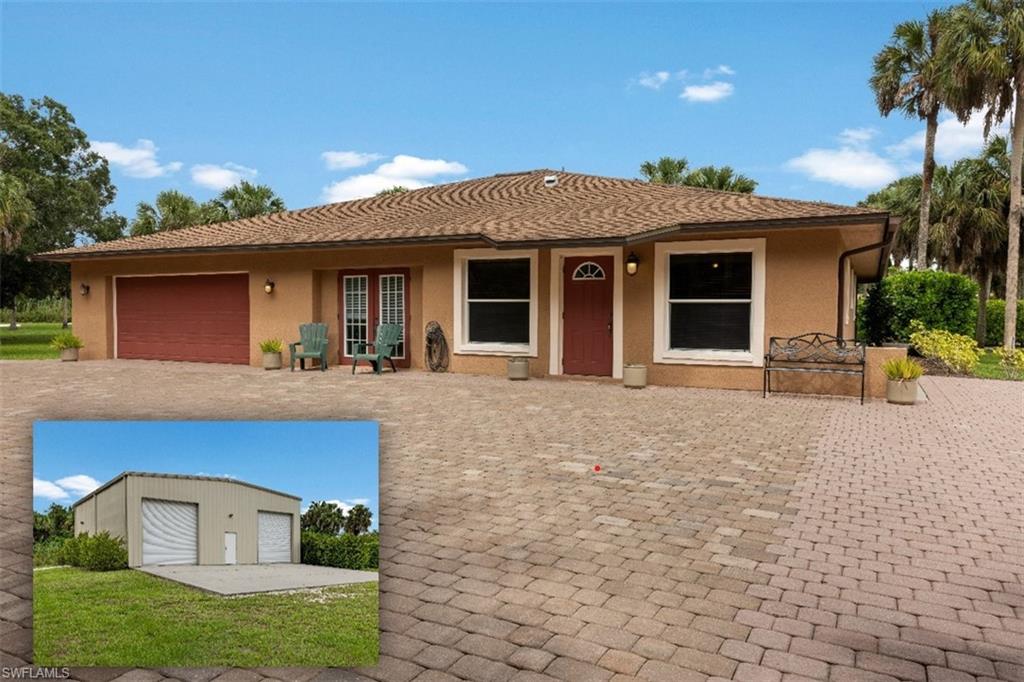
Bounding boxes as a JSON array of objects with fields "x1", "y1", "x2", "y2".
[
  {"x1": 141, "y1": 499, "x2": 198, "y2": 565},
  {"x1": 116, "y1": 273, "x2": 249, "y2": 364},
  {"x1": 258, "y1": 512, "x2": 292, "y2": 563}
]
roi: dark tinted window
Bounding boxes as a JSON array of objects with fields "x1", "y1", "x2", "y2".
[
  {"x1": 669, "y1": 302, "x2": 750, "y2": 350},
  {"x1": 468, "y1": 259, "x2": 530, "y2": 299},
  {"x1": 669, "y1": 252, "x2": 751, "y2": 300},
  {"x1": 468, "y1": 302, "x2": 530, "y2": 343}
]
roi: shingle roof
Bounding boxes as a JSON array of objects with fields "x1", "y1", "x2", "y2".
[{"x1": 39, "y1": 170, "x2": 886, "y2": 260}]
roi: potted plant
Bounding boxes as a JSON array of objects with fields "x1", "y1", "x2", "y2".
[
  {"x1": 507, "y1": 357, "x2": 529, "y2": 381},
  {"x1": 260, "y1": 339, "x2": 283, "y2": 370},
  {"x1": 50, "y1": 331, "x2": 84, "y2": 362},
  {"x1": 882, "y1": 356, "x2": 923, "y2": 405},
  {"x1": 623, "y1": 363, "x2": 647, "y2": 389}
]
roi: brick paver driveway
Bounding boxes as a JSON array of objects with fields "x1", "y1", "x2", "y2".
[{"x1": 1, "y1": 361, "x2": 1021, "y2": 682}]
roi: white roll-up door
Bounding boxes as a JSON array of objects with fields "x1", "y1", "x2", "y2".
[
  {"x1": 258, "y1": 512, "x2": 292, "y2": 563},
  {"x1": 142, "y1": 499, "x2": 198, "y2": 565}
]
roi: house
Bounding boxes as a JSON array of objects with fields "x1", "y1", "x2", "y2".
[
  {"x1": 38, "y1": 170, "x2": 903, "y2": 397},
  {"x1": 72, "y1": 472, "x2": 300, "y2": 567}
]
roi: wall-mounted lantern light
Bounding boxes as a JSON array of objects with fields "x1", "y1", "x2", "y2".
[
  {"x1": 625, "y1": 252, "x2": 640, "y2": 277},
  {"x1": 264, "y1": 278, "x2": 275, "y2": 295},
  {"x1": 79, "y1": 282, "x2": 91, "y2": 296}
]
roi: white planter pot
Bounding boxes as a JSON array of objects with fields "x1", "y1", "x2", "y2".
[
  {"x1": 263, "y1": 351, "x2": 283, "y2": 370},
  {"x1": 623, "y1": 364, "x2": 647, "y2": 389},
  {"x1": 886, "y1": 379, "x2": 918, "y2": 405},
  {"x1": 59, "y1": 348, "x2": 79, "y2": 362},
  {"x1": 507, "y1": 357, "x2": 529, "y2": 381}
]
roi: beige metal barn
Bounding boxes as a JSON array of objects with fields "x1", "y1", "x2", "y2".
[{"x1": 72, "y1": 472, "x2": 301, "y2": 567}]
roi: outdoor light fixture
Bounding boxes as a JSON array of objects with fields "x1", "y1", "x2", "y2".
[
  {"x1": 79, "y1": 282, "x2": 90, "y2": 296},
  {"x1": 264, "y1": 278, "x2": 275, "y2": 295},
  {"x1": 626, "y1": 252, "x2": 640, "y2": 277}
]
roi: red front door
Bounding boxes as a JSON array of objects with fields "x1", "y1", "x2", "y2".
[
  {"x1": 338, "y1": 269, "x2": 411, "y2": 368},
  {"x1": 562, "y1": 256, "x2": 614, "y2": 376}
]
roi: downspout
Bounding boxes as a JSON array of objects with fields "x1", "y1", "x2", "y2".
[{"x1": 836, "y1": 218, "x2": 894, "y2": 338}]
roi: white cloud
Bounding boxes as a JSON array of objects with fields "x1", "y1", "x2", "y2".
[
  {"x1": 887, "y1": 112, "x2": 1010, "y2": 163},
  {"x1": 838, "y1": 127, "x2": 878, "y2": 147},
  {"x1": 322, "y1": 150, "x2": 383, "y2": 170},
  {"x1": 33, "y1": 478, "x2": 69, "y2": 501},
  {"x1": 91, "y1": 139, "x2": 182, "y2": 179},
  {"x1": 703, "y1": 64, "x2": 735, "y2": 78},
  {"x1": 680, "y1": 81, "x2": 735, "y2": 103},
  {"x1": 322, "y1": 154, "x2": 468, "y2": 202},
  {"x1": 55, "y1": 475, "x2": 100, "y2": 496},
  {"x1": 191, "y1": 163, "x2": 258, "y2": 191},
  {"x1": 785, "y1": 147, "x2": 901, "y2": 189},
  {"x1": 637, "y1": 71, "x2": 671, "y2": 90}
]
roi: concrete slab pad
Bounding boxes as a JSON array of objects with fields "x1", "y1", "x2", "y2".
[{"x1": 137, "y1": 564, "x2": 378, "y2": 596}]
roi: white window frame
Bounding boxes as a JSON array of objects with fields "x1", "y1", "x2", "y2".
[
  {"x1": 653, "y1": 238, "x2": 766, "y2": 366},
  {"x1": 453, "y1": 248, "x2": 538, "y2": 356}
]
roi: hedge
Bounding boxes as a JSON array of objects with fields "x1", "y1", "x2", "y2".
[
  {"x1": 858, "y1": 271, "x2": 978, "y2": 344},
  {"x1": 301, "y1": 531, "x2": 379, "y2": 570},
  {"x1": 985, "y1": 299, "x2": 1024, "y2": 347},
  {"x1": 0, "y1": 296, "x2": 68, "y2": 324},
  {"x1": 57, "y1": 532, "x2": 128, "y2": 571}
]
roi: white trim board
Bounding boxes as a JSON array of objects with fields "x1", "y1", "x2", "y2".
[
  {"x1": 548, "y1": 247, "x2": 623, "y2": 379},
  {"x1": 452, "y1": 248, "x2": 539, "y2": 356}
]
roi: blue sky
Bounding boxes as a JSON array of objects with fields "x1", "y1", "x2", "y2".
[
  {"x1": 32, "y1": 421, "x2": 379, "y2": 529},
  {"x1": 4, "y1": 2, "x2": 1000, "y2": 219}
]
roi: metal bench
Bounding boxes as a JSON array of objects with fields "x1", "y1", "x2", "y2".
[{"x1": 764, "y1": 333, "x2": 866, "y2": 404}]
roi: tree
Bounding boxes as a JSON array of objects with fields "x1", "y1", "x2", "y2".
[
  {"x1": 375, "y1": 186, "x2": 409, "y2": 197},
  {"x1": 300, "y1": 500, "x2": 345, "y2": 535},
  {"x1": 211, "y1": 180, "x2": 285, "y2": 220},
  {"x1": 0, "y1": 173, "x2": 34, "y2": 253},
  {"x1": 639, "y1": 156, "x2": 689, "y2": 185},
  {"x1": 682, "y1": 165, "x2": 757, "y2": 193},
  {"x1": 870, "y1": 10, "x2": 949, "y2": 271},
  {"x1": 129, "y1": 190, "x2": 221, "y2": 237},
  {"x1": 940, "y1": 0, "x2": 1024, "y2": 349},
  {"x1": 343, "y1": 504, "x2": 372, "y2": 536},
  {"x1": 861, "y1": 174, "x2": 924, "y2": 265},
  {"x1": 0, "y1": 94, "x2": 121, "y2": 325}
]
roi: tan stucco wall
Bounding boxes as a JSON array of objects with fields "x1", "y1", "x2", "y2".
[{"x1": 68, "y1": 223, "x2": 891, "y2": 396}]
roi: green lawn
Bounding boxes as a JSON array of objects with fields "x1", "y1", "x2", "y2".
[
  {"x1": 0, "y1": 322, "x2": 62, "y2": 360},
  {"x1": 34, "y1": 567, "x2": 379, "y2": 667},
  {"x1": 974, "y1": 349, "x2": 1023, "y2": 381}
]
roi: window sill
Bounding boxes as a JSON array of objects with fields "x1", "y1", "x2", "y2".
[
  {"x1": 455, "y1": 343, "x2": 535, "y2": 357},
  {"x1": 655, "y1": 350, "x2": 761, "y2": 367}
]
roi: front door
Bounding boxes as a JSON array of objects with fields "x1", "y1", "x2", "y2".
[
  {"x1": 224, "y1": 532, "x2": 237, "y2": 565},
  {"x1": 338, "y1": 269, "x2": 411, "y2": 368},
  {"x1": 562, "y1": 256, "x2": 614, "y2": 376}
]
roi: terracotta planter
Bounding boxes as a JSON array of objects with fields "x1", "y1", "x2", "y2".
[
  {"x1": 59, "y1": 348, "x2": 79, "y2": 362},
  {"x1": 263, "y1": 351, "x2": 283, "y2": 370},
  {"x1": 623, "y1": 364, "x2": 647, "y2": 389},
  {"x1": 886, "y1": 379, "x2": 918, "y2": 405},
  {"x1": 507, "y1": 357, "x2": 529, "y2": 381}
]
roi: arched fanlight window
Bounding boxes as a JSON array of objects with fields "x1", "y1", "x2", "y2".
[{"x1": 572, "y1": 261, "x2": 606, "y2": 280}]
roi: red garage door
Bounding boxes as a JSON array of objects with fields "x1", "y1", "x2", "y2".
[{"x1": 116, "y1": 274, "x2": 250, "y2": 364}]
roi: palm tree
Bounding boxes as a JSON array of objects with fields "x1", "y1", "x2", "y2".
[
  {"x1": 940, "y1": 0, "x2": 1023, "y2": 349},
  {"x1": 300, "y1": 501, "x2": 346, "y2": 535},
  {"x1": 343, "y1": 504, "x2": 373, "y2": 536},
  {"x1": 129, "y1": 190, "x2": 220, "y2": 236},
  {"x1": 682, "y1": 166, "x2": 757, "y2": 193},
  {"x1": 639, "y1": 157, "x2": 689, "y2": 184},
  {"x1": 870, "y1": 10, "x2": 949, "y2": 271},
  {"x1": 212, "y1": 181, "x2": 285, "y2": 220},
  {"x1": 861, "y1": 174, "x2": 924, "y2": 265},
  {"x1": 0, "y1": 173, "x2": 34, "y2": 254}
]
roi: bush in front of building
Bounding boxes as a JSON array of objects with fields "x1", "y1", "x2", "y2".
[
  {"x1": 985, "y1": 299, "x2": 1024, "y2": 347},
  {"x1": 859, "y1": 271, "x2": 978, "y2": 344},
  {"x1": 58, "y1": 532, "x2": 128, "y2": 571},
  {"x1": 33, "y1": 536, "x2": 69, "y2": 567},
  {"x1": 301, "y1": 530, "x2": 379, "y2": 570}
]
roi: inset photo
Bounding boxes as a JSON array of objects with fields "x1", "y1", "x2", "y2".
[{"x1": 32, "y1": 420, "x2": 379, "y2": 668}]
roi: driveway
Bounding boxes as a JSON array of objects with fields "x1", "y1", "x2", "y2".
[
  {"x1": 138, "y1": 564, "x2": 379, "y2": 596},
  {"x1": 1, "y1": 360, "x2": 1021, "y2": 682}
]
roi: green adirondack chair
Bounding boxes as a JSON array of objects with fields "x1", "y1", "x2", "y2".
[
  {"x1": 289, "y1": 323, "x2": 329, "y2": 371},
  {"x1": 352, "y1": 323, "x2": 402, "y2": 375}
]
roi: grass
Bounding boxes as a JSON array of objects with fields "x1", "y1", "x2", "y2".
[
  {"x1": 974, "y1": 349, "x2": 1023, "y2": 381},
  {"x1": 33, "y1": 567, "x2": 379, "y2": 667},
  {"x1": 0, "y1": 322, "x2": 63, "y2": 360}
]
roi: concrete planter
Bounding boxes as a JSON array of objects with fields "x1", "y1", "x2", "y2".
[
  {"x1": 886, "y1": 379, "x2": 918, "y2": 405},
  {"x1": 59, "y1": 348, "x2": 79, "y2": 362},
  {"x1": 623, "y1": 364, "x2": 647, "y2": 389},
  {"x1": 263, "y1": 351, "x2": 283, "y2": 370},
  {"x1": 507, "y1": 357, "x2": 529, "y2": 381}
]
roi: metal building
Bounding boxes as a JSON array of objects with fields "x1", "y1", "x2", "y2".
[{"x1": 72, "y1": 472, "x2": 301, "y2": 567}]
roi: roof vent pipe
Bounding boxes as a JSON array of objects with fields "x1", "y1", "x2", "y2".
[{"x1": 543, "y1": 175, "x2": 558, "y2": 188}]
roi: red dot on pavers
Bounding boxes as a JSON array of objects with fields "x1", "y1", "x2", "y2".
[{"x1": 594, "y1": 465, "x2": 601, "y2": 472}]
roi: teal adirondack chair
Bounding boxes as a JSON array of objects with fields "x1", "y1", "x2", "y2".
[
  {"x1": 352, "y1": 323, "x2": 402, "y2": 375},
  {"x1": 289, "y1": 323, "x2": 329, "y2": 371}
]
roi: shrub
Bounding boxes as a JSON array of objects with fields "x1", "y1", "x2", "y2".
[
  {"x1": 0, "y1": 296, "x2": 67, "y2": 323},
  {"x1": 984, "y1": 299, "x2": 1024, "y2": 347},
  {"x1": 33, "y1": 537, "x2": 68, "y2": 567},
  {"x1": 881, "y1": 357, "x2": 924, "y2": 382},
  {"x1": 858, "y1": 283, "x2": 895, "y2": 345},
  {"x1": 49, "y1": 331, "x2": 83, "y2": 350},
  {"x1": 909, "y1": 322, "x2": 981, "y2": 374},
  {"x1": 59, "y1": 533, "x2": 88, "y2": 567},
  {"x1": 996, "y1": 347, "x2": 1024, "y2": 381},
  {"x1": 259, "y1": 338, "x2": 283, "y2": 353},
  {"x1": 859, "y1": 271, "x2": 977, "y2": 344},
  {"x1": 301, "y1": 531, "x2": 379, "y2": 570},
  {"x1": 80, "y1": 532, "x2": 128, "y2": 571}
]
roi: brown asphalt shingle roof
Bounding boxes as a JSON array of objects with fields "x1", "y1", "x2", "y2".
[{"x1": 38, "y1": 170, "x2": 886, "y2": 260}]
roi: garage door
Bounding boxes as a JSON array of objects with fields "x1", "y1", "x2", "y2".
[
  {"x1": 116, "y1": 273, "x2": 249, "y2": 364},
  {"x1": 258, "y1": 512, "x2": 292, "y2": 563},
  {"x1": 142, "y1": 499, "x2": 198, "y2": 565}
]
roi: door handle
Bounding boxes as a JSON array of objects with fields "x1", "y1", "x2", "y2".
[{"x1": 608, "y1": 321, "x2": 613, "y2": 335}]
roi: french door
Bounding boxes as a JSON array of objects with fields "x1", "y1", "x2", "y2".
[{"x1": 338, "y1": 269, "x2": 410, "y2": 367}]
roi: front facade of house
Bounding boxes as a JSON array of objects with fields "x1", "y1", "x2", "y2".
[
  {"x1": 73, "y1": 472, "x2": 301, "y2": 567},
  {"x1": 43, "y1": 171, "x2": 902, "y2": 397}
]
